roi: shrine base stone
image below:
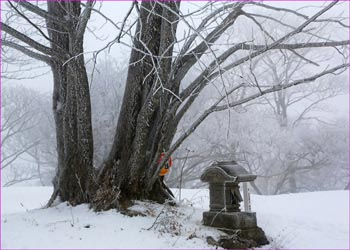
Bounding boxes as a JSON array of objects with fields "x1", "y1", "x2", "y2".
[
  {"x1": 203, "y1": 211, "x2": 269, "y2": 248},
  {"x1": 203, "y1": 211, "x2": 257, "y2": 229}
]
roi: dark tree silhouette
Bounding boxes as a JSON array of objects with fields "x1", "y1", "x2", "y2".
[{"x1": 2, "y1": 0, "x2": 349, "y2": 210}]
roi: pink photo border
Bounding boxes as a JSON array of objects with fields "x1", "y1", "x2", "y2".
[{"x1": 0, "y1": 0, "x2": 349, "y2": 249}]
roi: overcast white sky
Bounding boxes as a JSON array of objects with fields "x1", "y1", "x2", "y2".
[{"x1": 2, "y1": 1, "x2": 349, "y2": 119}]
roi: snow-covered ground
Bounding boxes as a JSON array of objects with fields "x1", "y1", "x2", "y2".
[{"x1": 1, "y1": 187, "x2": 349, "y2": 249}]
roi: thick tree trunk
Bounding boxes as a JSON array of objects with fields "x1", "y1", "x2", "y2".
[
  {"x1": 94, "y1": 2, "x2": 180, "y2": 210},
  {"x1": 58, "y1": 60, "x2": 94, "y2": 204},
  {"x1": 47, "y1": 1, "x2": 95, "y2": 206}
]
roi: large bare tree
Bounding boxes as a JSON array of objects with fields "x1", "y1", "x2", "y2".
[
  {"x1": 2, "y1": 0, "x2": 349, "y2": 210},
  {"x1": 94, "y1": 1, "x2": 349, "y2": 210}
]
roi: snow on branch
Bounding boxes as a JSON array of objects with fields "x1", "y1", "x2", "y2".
[{"x1": 234, "y1": 41, "x2": 349, "y2": 51}]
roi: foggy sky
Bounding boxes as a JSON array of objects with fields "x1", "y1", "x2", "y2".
[{"x1": 2, "y1": 1, "x2": 349, "y2": 119}]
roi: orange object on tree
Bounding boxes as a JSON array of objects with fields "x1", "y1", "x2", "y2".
[{"x1": 158, "y1": 152, "x2": 173, "y2": 176}]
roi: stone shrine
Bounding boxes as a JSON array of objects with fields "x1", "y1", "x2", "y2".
[{"x1": 201, "y1": 160, "x2": 269, "y2": 248}]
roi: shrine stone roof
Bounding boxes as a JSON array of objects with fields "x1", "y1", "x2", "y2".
[{"x1": 200, "y1": 160, "x2": 257, "y2": 183}]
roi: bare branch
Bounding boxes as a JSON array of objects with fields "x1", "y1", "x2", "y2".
[
  {"x1": 76, "y1": 1, "x2": 95, "y2": 41},
  {"x1": 174, "y1": 3, "x2": 244, "y2": 82},
  {"x1": 236, "y1": 40, "x2": 349, "y2": 51},
  {"x1": 3, "y1": 174, "x2": 41, "y2": 187},
  {"x1": 179, "y1": 42, "x2": 245, "y2": 101},
  {"x1": 214, "y1": 63, "x2": 350, "y2": 112},
  {"x1": 177, "y1": 37, "x2": 347, "y2": 106},
  {"x1": 169, "y1": 62, "x2": 349, "y2": 169},
  {"x1": 150, "y1": 83, "x2": 244, "y2": 184},
  {"x1": 14, "y1": 0, "x2": 68, "y2": 26},
  {"x1": 292, "y1": 94, "x2": 340, "y2": 127},
  {"x1": 288, "y1": 49, "x2": 320, "y2": 66},
  {"x1": 216, "y1": 1, "x2": 341, "y2": 75},
  {"x1": 242, "y1": 12, "x2": 276, "y2": 42},
  {"x1": 1, "y1": 22, "x2": 62, "y2": 58},
  {"x1": 247, "y1": 2, "x2": 309, "y2": 19},
  {"x1": 2, "y1": 39, "x2": 51, "y2": 64},
  {"x1": 176, "y1": 3, "x2": 238, "y2": 57},
  {"x1": 2, "y1": 140, "x2": 40, "y2": 170},
  {"x1": 7, "y1": 1, "x2": 57, "y2": 46},
  {"x1": 116, "y1": 1, "x2": 136, "y2": 43},
  {"x1": 248, "y1": 2, "x2": 350, "y2": 29},
  {"x1": 177, "y1": 2, "x2": 346, "y2": 114}
]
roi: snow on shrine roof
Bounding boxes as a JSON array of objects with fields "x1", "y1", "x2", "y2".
[{"x1": 200, "y1": 160, "x2": 257, "y2": 183}]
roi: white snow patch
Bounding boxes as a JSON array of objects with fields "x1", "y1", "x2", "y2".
[
  {"x1": 1, "y1": 187, "x2": 349, "y2": 249},
  {"x1": 253, "y1": 191, "x2": 349, "y2": 249},
  {"x1": 56, "y1": 101, "x2": 62, "y2": 111}
]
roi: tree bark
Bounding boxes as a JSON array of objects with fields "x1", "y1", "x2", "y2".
[
  {"x1": 46, "y1": 1, "x2": 95, "y2": 205},
  {"x1": 94, "y1": 1, "x2": 180, "y2": 210}
]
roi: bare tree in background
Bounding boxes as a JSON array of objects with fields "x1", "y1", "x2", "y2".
[
  {"x1": 259, "y1": 61, "x2": 346, "y2": 193},
  {"x1": 2, "y1": 1, "x2": 349, "y2": 210},
  {"x1": 1, "y1": 86, "x2": 39, "y2": 171},
  {"x1": 1, "y1": 85, "x2": 56, "y2": 187},
  {"x1": 241, "y1": 46, "x2": 347, "y2": 194}
]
